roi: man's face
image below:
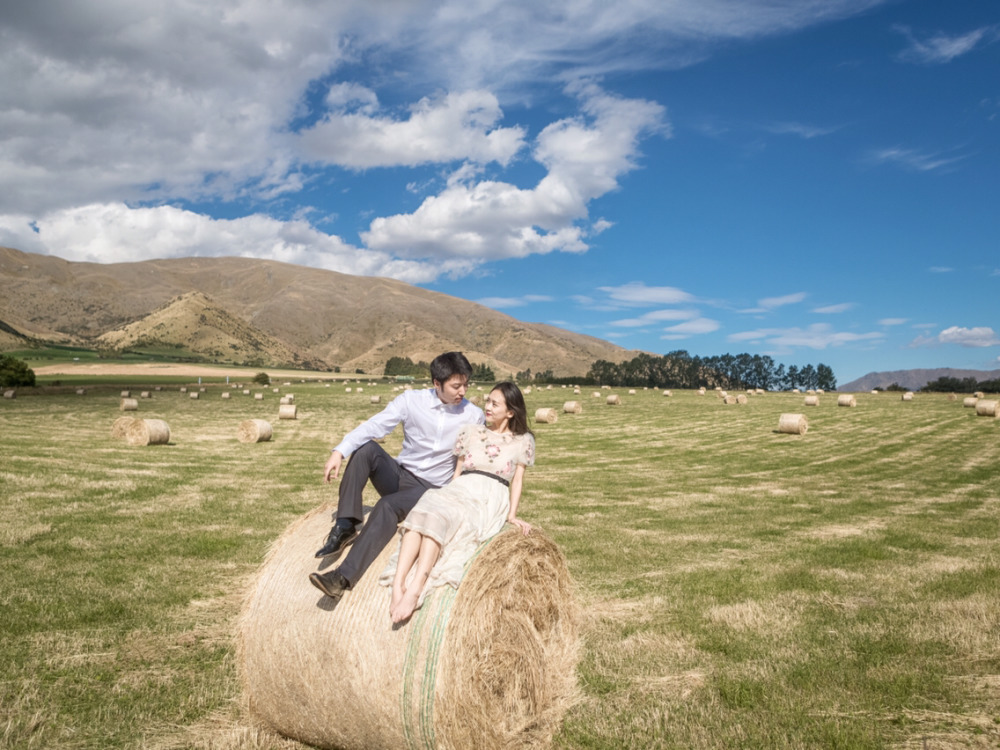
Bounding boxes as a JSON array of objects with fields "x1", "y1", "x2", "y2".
[{"x1": 434, "y1": 374, "x2": 469, "y2": 405}]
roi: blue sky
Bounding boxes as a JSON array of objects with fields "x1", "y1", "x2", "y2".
[{"x1": 1, "y1": 0, "x2": 997, "y2": 384}]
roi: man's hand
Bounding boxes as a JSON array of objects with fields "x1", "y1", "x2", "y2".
[{"x1": 324, "y1": 450, "x2": 344, "y2": 483}]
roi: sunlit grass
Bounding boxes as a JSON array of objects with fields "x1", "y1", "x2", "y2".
[{"x1": 1, "y1": 383, "x2": 998, "y2": 748}]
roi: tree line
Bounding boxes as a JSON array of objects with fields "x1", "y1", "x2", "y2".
[{"x1": 579, "y1": 351, "x2": 836, "y2": 391}]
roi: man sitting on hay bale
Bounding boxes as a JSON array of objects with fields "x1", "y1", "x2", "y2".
[{"x1": 310, "y1": 351, "x2": 484, "y2": 600}]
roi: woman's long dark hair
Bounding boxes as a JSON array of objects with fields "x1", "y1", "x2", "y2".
[{"x1": 491, "y1": 381, "x2": 532, "y2": 436}]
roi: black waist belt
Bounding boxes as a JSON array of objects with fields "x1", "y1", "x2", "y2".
[{"x1": 462, "y1": 469, "x2": 509, "y2": 487}]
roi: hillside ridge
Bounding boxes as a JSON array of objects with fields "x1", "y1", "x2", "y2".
[{"x1": 0, "y1": 246, "x2": 640, "y2": 376}]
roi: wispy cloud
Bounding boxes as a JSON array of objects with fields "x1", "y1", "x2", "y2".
[
  {"x1": 740, "y1": 292, "x2": 807, "y2": 314},
  {"x1": 610, "y1": 309, "x2": 699, "y2": 328},
  {"x1": 929, "y1": 266, "x2": 954, "y2": 273},
  {"x1": 812, "y1": 303, "x2": 854, "y2": 314},
  {"x1": 894, "y1": 24, "x2": 1000, "y2": 65},
  {"x1": 477, "y1": 294, "x2": 553, "y2": 308},
  {"x1": 878, "y1": 317, "x2": 909, "y2": 326},
  {"x1": 763, "y1": 121, "x2": 839, "y2": 139},
  {"x1": 728, "y1": 323, "x2": 883, "y2": 351},
  {"x1": 598, "y1": 282, "x2": 696, "y2": 307},
  {"x1": 661, "y1": 318, "x2": 720, "y2": 340},
  {"x1": 868, "y1": 146, "x2": 968, "y2": 173}
]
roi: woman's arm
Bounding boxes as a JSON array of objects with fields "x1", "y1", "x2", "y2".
[{"x1": 506, "y1": 463, "x2": 530, "y2": 535}]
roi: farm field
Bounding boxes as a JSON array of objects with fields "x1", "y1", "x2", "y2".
[{"x1": 1, "y1": 378, "x2": 999, "y2": 749}]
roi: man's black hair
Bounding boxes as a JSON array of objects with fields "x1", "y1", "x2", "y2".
[{"x1": 430, "y1": 351, "x2": 473, "y2": 384}]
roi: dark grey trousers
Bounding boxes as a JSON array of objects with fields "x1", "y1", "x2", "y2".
[{"x1": 334, "y1": 440, "x2": 435, "y2": 587}]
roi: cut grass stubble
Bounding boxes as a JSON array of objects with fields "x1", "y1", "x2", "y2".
[{"x1": 1, "y1": 384, "x2": 998, "y2": 749}]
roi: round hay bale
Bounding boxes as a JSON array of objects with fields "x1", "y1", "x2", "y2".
[
  {"x1": 180, "y1": 387, "x2": 188, "y2": 393},
  {"x1": 902, "y1": 392, "x2": 914, "y2": 401},
  {"x1": 722, "y1": 395, "x2": 738, "y2": 405},
  {"x1": 803, "y1": 395, "x2": 819, "y2": 407},
  {"x1": 974, "y1": 391, "x2": 985, "y2": 399},
  {"x1": 370, "y1": 395, "x2": 381, "y2": 405},
  {"x1": 254, "y1": 393, "x2": 264, "y2": 401},
  {"x1": 718, "y1": 391, "x2": 728, "y2": 399},
  {"x1": 221, "y1": 392, "x2": 231, "y2": 400},
  {"x1": 189, "y1": 391, "x2": 200, "y2": 400},
  {"x1": 345, "y1": 387, "x2": 352, "y2": 393},
  {"x1": 120, "y1": 397, "x2": 138, "y2": 411},
  {"x1": 238, "y1": 418, "x2": 273, "y2": 443},
  {"x1": 120, "y1": 390, "x2": 131, "y2": 398},
  {"x1": 76, "y1": 388, "x2": 86, "y2": 395},
  {"x1": 243, "y1": 389, "x2": 251, "y2": 396},
  {"x1": 3, "y1": 389, "x2": 15, "y2": 399},
  {"x1": 534, "y1": 407, "x2": 558, "y2": 424},
  {"x1": 237, "y1": 508, "x2": 579, "y2": 750},
  {"x1": 606, "y1": 394, "x2": 621, "y2": 405},
  {"x1": 111, "y1": 416, "x2": 139, "y2": 439},
  {"x1": 562, "y1": 401, "x2": 583, "y2": 414},
  {"x1": 279, "y1": 395, "x2": 293, "y2": 405},
  {"x1": 573, "y1": 388, "x2": 580, "y2": 395},
  {"x1": 154, "y1": 386, "x2": 162, "y2": 391},
  {"x1": 837, "y1": 394, "x2": 856, "y2": 407},
  {"x1": 871, "y1": 389, "x2": 878, "y2": 395},
  {"x1": 628, "y1": 389, "x2": 636, "y2": 395},
  {"x1": 126, "y1": 418, "x2": 170, "y2": 446},
  {"x1": 735, "y1": 394, "x2": 748, "y2": 405},
  {"x1": 778, "y1": 413, "x2": 808, "y2": 435},
  {"x1": 947, "y1": 393, "x2": 957, "y2": 402},
  {"x1": 278, "y1": 404, "x2": 298, "y2": 420},
  {"x1": 140, "y1": 391, "x2": 151, "y2": 399},
  {"x1": 963, "y1": 397, "x2": 979, "y2": 408},
  {"x1": 662, "y1": 390, "x2": 671, "y2": 397},
  {"x1": 697, "y1": 388, "x2": 706, "y2": 396},
  {"x1": 975, "y1": 399, "x2": 999, "y2": 418}
]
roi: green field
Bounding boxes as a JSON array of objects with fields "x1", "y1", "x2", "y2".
[{"x1": 1, "y1": 380, "x2": 998, "y2": 749}]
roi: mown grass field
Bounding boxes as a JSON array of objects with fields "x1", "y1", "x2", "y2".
[{"x1": 1, "y1": 379, "x2": 998, "y2": 749}]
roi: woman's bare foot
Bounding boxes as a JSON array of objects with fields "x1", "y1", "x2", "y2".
[{"x1": 390, "y1": 589, "x2": 420, "y2": 623}]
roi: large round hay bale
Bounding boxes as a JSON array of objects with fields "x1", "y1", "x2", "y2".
[
  {"x1": 189, "y1": 391, "x2": 200, "y2": 400},
  {"x1": 111, "y1": 416, "x2": 139, "y2": 439},
  {"x1": 735, "y1": 394, "x2": 748, "y2": 405},
  {"x1": 254, "y1": 393, "x2": 264, "y2": 401},
  {"x1": 126, "y1": 418, "x2": 170, "y2": 446},
  {"x1": 279, "y1": 395, "x2": 293, "y2": 405},
  {"x1": 120, "y1": 397, "x2": 138, "y2": 411},
  {"x1": 238, "y1": 418, "x2": 273, "y2": 443},
  {"x1": 628, "y1": 389, "x2": 636, "y2": 395},
  {"x1": 662, "y1": 390, "x2": 671, "y2": 397},
  {"x1": 803, "y1": 395, "x2": 819, "y2": 407},
  {"x1": 221, "y1": 392, "x2": 231, "y2": 400},
  {"x1": 963, "y1": 397, "x2": 979, "y2": 408},
  {"x1": 370, "y1": 395, "x2": 381, "y2": 404},
  {"x1": 591, "y1": 391, "x2": 601, "y2": 398},
  {"x1": 722, "y1": 395, "x2": 737, "y2": 405},
  {"x1": 837, "y1": 394, "x2": 856, "y2": 407},
  {"x1": 562, "y1": 401, "x2": 582, "y2": 414},
  {"x1": 140, "y1": 391, "x2": 151, "y2": 399},
  {"x1": 237, "y1": 508, "x2": 580, "y2": 750},
  {"x1": 120, "y1": 390, "x2": 131, "y2": 398},
  {"x1": 278, "y1": 404, "x2": 297, "y2": 420},
  {"x1": 3, "y1": 389, "x2": 16, "y2": 399},
  {"x1": 901, "y1": 392, "x2": 914, "y2": 401},
  {"x1": 974, "y1": 391, "x2": 985, "y2": 399},
  {"x1": 778, "y1": 413, "x2": 808, "y2": 435},
  {"x1": 606, "y1": 394, "x2": 621, "y2": 405},
  {"x1": 534, "y1": 407, "x2": 558, "y2": 424},
  {"x1": 975, "y1": 399, "x2": 999, "y2": 418}
]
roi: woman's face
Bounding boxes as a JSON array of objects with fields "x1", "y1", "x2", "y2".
[{"x1": 484, "y1": 388, "x2": 513, "y2": 429}]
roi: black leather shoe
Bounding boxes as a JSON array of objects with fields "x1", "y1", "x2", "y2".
[
  {"x1": 314, "y1": 520, "x2": 359, "y2": 558},
  {"x1": 309, "y1": 569, "x2": 350, "y2": 600}
]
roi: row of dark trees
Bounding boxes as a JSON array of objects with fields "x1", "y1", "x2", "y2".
[
  {"x1": 921, "y1": 375, "x2": 1000, "y2": 393},
  {"x1": 581, "y1": 351, "x2": 836, "y2": 391},
  {"x1": 0, "y1": 355, "x2": 35, "y2": 388},
  {"x1": 384, "y1": 356, "x2": 495, "y2": 382}
]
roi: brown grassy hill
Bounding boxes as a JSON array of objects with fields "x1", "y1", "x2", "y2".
[
  {"x1": 0, "y1": 246, "x2": 639, "y2": 376},
  {"x1": 95, "y1": 291, "x2": 302, "y2": 368}
]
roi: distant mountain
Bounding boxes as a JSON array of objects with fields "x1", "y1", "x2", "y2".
[
  {"x1": 839, "y1": 368, "x2": 1000, "y2": 393},
  {"x1": 0, "y1": 246, "x2": 640, "y2": 376}
]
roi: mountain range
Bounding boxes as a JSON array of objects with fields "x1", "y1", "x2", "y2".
[
  {"x1": 838, "y1": 368, "x2": 1000, "y2": 393},
  {"x1": 0, "y1": 246, "x2": 638, "y2": 376}
]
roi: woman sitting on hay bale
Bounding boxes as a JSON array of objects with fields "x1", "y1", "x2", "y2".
[{"x1": 380, "y1": 381, "x2": 535, "y2": 623}]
